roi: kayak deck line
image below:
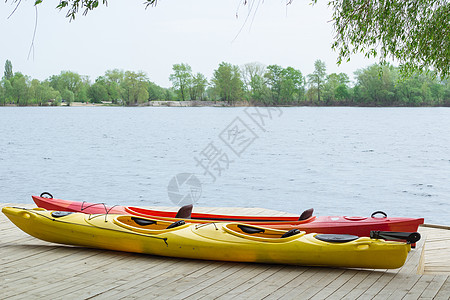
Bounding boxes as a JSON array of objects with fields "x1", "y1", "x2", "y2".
[{"x1": 1, "y1": 203, "x2": 449, "y2": 299}]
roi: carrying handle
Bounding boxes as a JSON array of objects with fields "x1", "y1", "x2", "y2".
[
  {"x1": 370, "y1": 231, "x2": 421, "y2": 244},
  {"x1": 371, "y1": 211, "x2": 387, "y2": 218},
  {"x1": 40, "y1": 192, "x2": 53, "y2": 199}
]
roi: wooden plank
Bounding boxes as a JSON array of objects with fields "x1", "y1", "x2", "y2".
[
  {"x1": 293, "y1": 268, "x2": 346, "y2": 299},
  {"x1": 310, "y1": 269, "x2": 361, "y2": 299},
  {"x1": 52, "y1": 258, "x2": 183, "y2": 299},
  {"x1": 221, "y1": 265, "x2": 296, "y2": 299},
  {"x1": 421, "y1": 224, "x2": 450, "y2": 230},
  {"x1": 251, "y1": 268, "x2": 317, "y2": 299},
  {"x1": 382, "y1": 245, "x2": 428, "y2": 299},
  {"x1": 371, "y1": 249, "x2": 424, "y2": 299},
  {"x1": 433, "y1": 276, "x2": 450, "y2": 300},
  {"x1": 276, "y1": 268, "x2": 332, "y2": 300},
  {"x1": 151, "y1": 263, "x2": 241, "y2": 300},
  {"x1": 232, "y1": 266, "x2": 309, "y2": 299},
  {"x1": 119, "y1": 259, "x2": 227, "y2": 298},
  {"x1": 139, "y1": 262, "x2": 248, "y2": 299},
  {"x1": 349, "y1": 270, "x2": 395, "y2": 299},
  {"x1": 0, "y1": 249, "x2": 125, "y2": 296},
  {"x1": 420, "y1": 226, "x2": 450, "y2": 275},
  {"x1": 0, "y1": 244, "x2": 62, "y2": 266},
  {"x1": 190, "y1": 264, "x2": 273, "y2": 299},
  {"x1": 418, "y1": 241, "x2": 426, "y2": 275},
  {"x1": 200, "y1": 264, "x2": 276, "y2": 299},
  {"x1": 383, "y1": 274, "x2": 422, "y2": 299},
  {"x1": 418, "y1": 275, "x2": 448, "y2": 299},
  {"x1": 358, "y1": 247, "x2": 421, "y2": 299},
  {"x1": 402, "y1": 275, "x2": 435, "y2": 300}
]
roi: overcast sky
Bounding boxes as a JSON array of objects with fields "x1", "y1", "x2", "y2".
[{"x1": 1, "y1": 0, "x2": 379, "y2": 88}]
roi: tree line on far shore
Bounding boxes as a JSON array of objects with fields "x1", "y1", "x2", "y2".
[{"x1": 1, "y1": 59, "x2": 450, "y2": 107}]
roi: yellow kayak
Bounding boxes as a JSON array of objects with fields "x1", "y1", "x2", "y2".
[{"x1": 2, "y1": 207, "x2": 412, "y2": 269}]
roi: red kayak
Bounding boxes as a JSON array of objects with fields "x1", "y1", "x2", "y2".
[{"x1": 32, "y1": 194, "x2": 424, "y2": 237}]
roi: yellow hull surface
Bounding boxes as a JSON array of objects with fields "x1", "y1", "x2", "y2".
[{"x1": 2, "y1": 207, "x2": 411, "y2": 269}]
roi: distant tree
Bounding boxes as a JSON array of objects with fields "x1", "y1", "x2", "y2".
[
  {"x1": 61, "y1": 89, "x2": 75, "y2": 105},
  {"x1": 10, "y1": 72, "x2": 30, "y2": 106},
  {"x1": 4, "y1": 60, "x2": 13, "y2": 81},
  {"x1": 169, "y1": 63, "x2": 192, "y2": 101},
  {"x1": 264, "y1": 65, "x2": 284, "y2": 104},
  {"x1": 306, "y1": 87, "x2": 318, "y2": 103},
  {"x1": 444, "y1": 80, "x2": 450, "y2": 106},
  {"x1": 354, "y1": 64, "x2": 396, "y2": 106},
  {"x1": 88, "y1": 82, "x2": 108, "y2": 103},
  {"x1": 105, "y1": 69, "x2": 124, "y2": 84},
  {"x1": 29, "y1": 79, "x2": 41, "y2": 105},
  {"x1": 241, "y1": 62, "x2": 268, "y2": 101},
  {"x1": 265, "y1": 65, "x2": 304, "y2": 104},
  {"x1": 61, "y1": 71, "x2": 81, "y2": 94},
  {"x1": 107, "y1": 81, "x2": 122, "y2": 104},
  {"x1": 164, "y1": 88, "x2": 177, "y2": 101},
  {"x1": 323, "y1": 73, "x2": 350, "y2": 104},
  {"x1": 48, "y1": 71, "x2": 83, "y2": 103},
  {"x1": 190, "y1": 73, "x2": 208, "y2": 100},
  {"x1": 147, "y1": 81, "x2": 166, "y2": 101},
  {"x1": 427, "y1": 79, "x2": 446, "y2": 106},
  {"x1": 395, "y1": 75, "x2": 426, "y2": 106},
  {"x1": 335, "y1": 84, "x2": 350, "y2": 103},
  {"x1": 212, "y1": 62, "x2": 244, "y2": 104},
  {"x1": 31, "y1": 81, "x2": 59, "y2": 106},
  {"x1": 77, "y1": 76, "x2": 90, "y2": 103},
  {"x1": 421, "y1": 72, "x2": 447, "y2": 106},
  {"x1": 280, "y1": 67, "x2": 304, "y2": 103},
  {"x1": 0, "y1": 80, "x2": 6, "y2": 105},
  {"x1": 1, "y1": 79, "x2": 13, "y2": 105},
  {"x1": 206, "y1": 86, "x2": 219, "y2": 101},
  {"x1": 121, "y1": 71, "x2": 149, "y2": 105},
  {"x1": 249, "y1": 74, "x2": 270, "y2": 104},
  {"x1": 307, "y1": 60, "x2": 327, "y2": 103},
  {"x1": 100, "y1": 69, "x2": 125, "y2": 103}
]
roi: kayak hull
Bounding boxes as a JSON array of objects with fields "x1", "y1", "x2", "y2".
[
  {"x1": 32, "y1": 195, "x2": 424, "y2": 237},
  {"x1": 2, "y1": 207, "x2": 411, "y2": 269}
]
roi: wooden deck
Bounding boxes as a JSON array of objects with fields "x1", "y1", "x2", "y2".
[{"x1": 1, "y1": 203, "x2": 449, "y2": 299}]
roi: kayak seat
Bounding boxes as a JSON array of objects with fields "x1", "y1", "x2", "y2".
[
  {"x1": 281, "y1": 229, "x2": 301, "y2": 238},
  {"x1": 298, "y1": 208, "x2": 314, "y2": 221},
  {"x1": 51, "y1": 211, "x2": 73, "y2": 218},
  {"x1": 166, "y1": 220, "x2": 186, "y2": 229},
  {"x1": 237, "y1": 224, "x2": 265, "y2": 234},
  {"x1": 315, "y1": 234, "x2": 359, "y2": 243},
  {"x1": 175, "y1": 204, "x2": 193, "y2": 219},
  {"x1": 131, "y1": 217, "x2": 157, "y2": 226}
]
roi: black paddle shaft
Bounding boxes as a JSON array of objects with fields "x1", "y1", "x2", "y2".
[{"x1": 370, "y1": 231, "x2": 421, "y2": 244}]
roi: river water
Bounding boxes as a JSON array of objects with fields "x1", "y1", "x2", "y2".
[{"x1": 0, "y1": 106, "x2": 449, "y2": 225}]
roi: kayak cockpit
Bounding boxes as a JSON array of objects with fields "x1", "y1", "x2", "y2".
[
  {"x1": 113, "y1": 216, "x2": 189, "y2": 234},
  {"x1": 222, "y1": 223, "x2": 305, "y2": 242}
]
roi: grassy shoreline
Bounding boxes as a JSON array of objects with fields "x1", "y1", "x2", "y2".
[{"x1": 2, "y1": 100, "x2": 450, "y2": 107}]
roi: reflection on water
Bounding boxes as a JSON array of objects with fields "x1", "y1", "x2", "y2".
[{"x1": 0, "y1": 106, "x2": 449, "y2": 225}]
